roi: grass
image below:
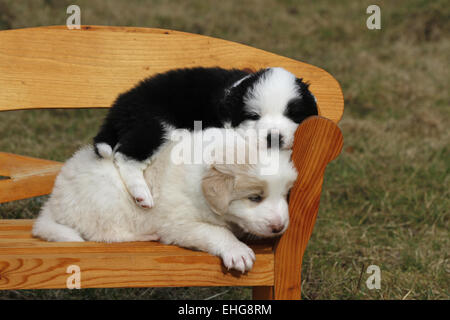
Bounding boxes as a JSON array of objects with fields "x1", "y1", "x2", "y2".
[{"x1": 0, "y1": 0, "x2": 449, "y2": 299}]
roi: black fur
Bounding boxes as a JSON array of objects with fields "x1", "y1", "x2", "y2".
[
  {"x1": 284, "y1": 79, "x2": 318, "y2": 124},
  {"x1": 93, "y1": 67, "x2": 317, "y2": 161}
]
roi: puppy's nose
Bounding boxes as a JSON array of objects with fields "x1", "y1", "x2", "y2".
[
  {"x1": 270, "y1": 223, "x2": 285, "y2": 234},
  {"x1": 266, "y1": 132, "x2": 283, "y2": 149}
]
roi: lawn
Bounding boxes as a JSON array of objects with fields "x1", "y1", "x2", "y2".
[{"x1": 0, "y1": 0, "x2": 448, "y2": 299}]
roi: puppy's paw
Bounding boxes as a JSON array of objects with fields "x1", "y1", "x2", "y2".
[
  {"x1": 129, "y1": 184, "x2": 154, "y2": 209},
  {"x1": 221, "y1": 242, "x2": 256, "y2": 273},
  {"x1": 95, "y1": 142, "x2": 113, "y2": 159}
]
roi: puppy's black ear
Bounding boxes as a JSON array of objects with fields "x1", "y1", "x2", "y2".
[
  {"x1": 202, "y1": 166, "x2": 234, "y2": 215},
  {"x1": 285, "y1": 79, "x2": 318, "y2": 123},
  {"x1": 223, "y1": 69, "x2": 268, "y2": 127}
]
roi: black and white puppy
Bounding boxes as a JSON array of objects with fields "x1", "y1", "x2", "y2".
[{"x1": 93, "y1": 67, "x2": 317, "y2": 208}]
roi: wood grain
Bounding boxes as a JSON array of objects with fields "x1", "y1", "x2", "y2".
[
  {"x1": 0, "y1": 26, "x2": 344, "y2": 297},
  {"x1": 0, "y1": 153, "x2": 62, "y2": 203},
  {"x1": 0, "y1": 26, "x2": 344, "y2": 123},
  {"x1": 0, "y1": 220, "x2": 274, "y2": 289},
  {"x1": 274, "y1": 116, "x2": 343, "y2": 299}
]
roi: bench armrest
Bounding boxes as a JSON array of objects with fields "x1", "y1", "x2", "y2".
[{"x1": 274, "y1": 116, "x2": 343, "y2": 299}]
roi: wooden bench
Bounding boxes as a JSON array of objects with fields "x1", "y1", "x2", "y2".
[{"x1": 0, "y1": 26, "x2": 343, "y2": 299}]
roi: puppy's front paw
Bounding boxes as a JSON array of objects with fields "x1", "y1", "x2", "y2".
[
  {"x1": 129, "y1": 184, "x2": 154, "y2": 209},
  {"x1": 220, "y1": 242, "x2": 256, "y2": 273}
]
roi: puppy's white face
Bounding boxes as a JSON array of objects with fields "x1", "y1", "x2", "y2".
[
  {"x1": 235, "y1": 67, "x2": 317, "y2": 150},
  {"x1": 202, "y1": 151, "x2": 297, "y2": 238}
]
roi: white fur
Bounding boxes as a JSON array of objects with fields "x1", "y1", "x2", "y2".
[
  {"x1": 227, "y1": 151, "x2": 295, "y2": 236},
  {"x1": 33, "y1": 129, "x2": 297, "y2": 273},
  {"x1": 114, "y1": 152, "x2": 154, "y2": 208},
  {"x1": 112, "y1": 120, "x2": 176, "y2": 209},
  {"x1": 95, "y1": 142, "x2": 113, "y2": 159},
  {"x1": 243, "y1": 67, "x2": 301, "y2": 149}
]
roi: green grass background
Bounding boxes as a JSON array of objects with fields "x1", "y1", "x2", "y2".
[{"x1": 0, "y1": 0, "x2": 448, "y2": 299}]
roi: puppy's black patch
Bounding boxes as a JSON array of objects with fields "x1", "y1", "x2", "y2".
[{"x1": 284, "y1": 79, "x2": 318, "y2": 124}]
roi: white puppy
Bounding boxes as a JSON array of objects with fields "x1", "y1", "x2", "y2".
[{"x1": 33, "y1": 129, "x2": 297, "y2": 273}]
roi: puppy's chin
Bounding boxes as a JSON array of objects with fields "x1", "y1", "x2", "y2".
[
  {"x1": 279, "y1": 136, "x2": 294, "y2": 150},
  {"x1": 253, "y1": 227, "x2": 287, "y2": 238},
  {"x1": 242, "y1": 229, "x2": 286, "y2": 241},
  {"x1": 257, "y1": 136, "x2": 293, "y2": 151},
  {"x1": 280, "y1": 143, "x2": 293, "y2": 150},
  {"x1": 232, "y1": 222, "x2": 287, "y2": 239}
]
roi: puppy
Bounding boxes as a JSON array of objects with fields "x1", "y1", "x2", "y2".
[
  {"x1": 93, "y1": 67, "x2": 316, "y2": 208},
  {"x1": 33, "y1": 129, "x2": 297, "y2": 273}
]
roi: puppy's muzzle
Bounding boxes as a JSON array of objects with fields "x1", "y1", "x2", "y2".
[
  {"x1": 266, "y1": 131, "x2": 284, "y2": 149},
  {"x1": 269, "y1": 221, "x2": 286, "y2": 235}
]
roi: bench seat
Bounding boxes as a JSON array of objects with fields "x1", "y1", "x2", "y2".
[{"x1": 0, "y1": 219, "x2": 275, "y2": 289}]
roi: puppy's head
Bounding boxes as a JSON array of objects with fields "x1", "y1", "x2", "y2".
[
  {"x1": 228, "y1": 67, "x2": 318, "y2": 149},
  {"x1": 202, "y1": 150, "x2": 297, "y2": 238}
]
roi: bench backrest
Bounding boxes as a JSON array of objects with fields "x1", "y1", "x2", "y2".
[{"x1": 0, "y1": 25, "x2": 343, "y2": 122}]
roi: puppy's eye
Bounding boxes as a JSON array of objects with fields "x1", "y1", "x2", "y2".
[
  {"x1": 248, "y1": 195, "x2": 263, "y2": 203},
  {"x1": 246, "y1": 112, "x2": 261, "y2": 121}
]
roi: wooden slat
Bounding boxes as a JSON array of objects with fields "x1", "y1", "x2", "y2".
[
  {"x1": 0, "y1": 173, "x2": 59, "y2": 203},
  {"x1": 0, "y1": 26, "x2": 344, "y2": 123},
  {"x1": 0, "y1": 153, "x2": 62, "y2": 203},
  {"x1": 0, "y1": 220, "x2": 274, "y2": 290},
  {"x1": 274, "y1": 116, "x2": 343, "y2": 299},
  {"x1": 0, "y1": 152, "x2": 62, "y2": 177}
]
